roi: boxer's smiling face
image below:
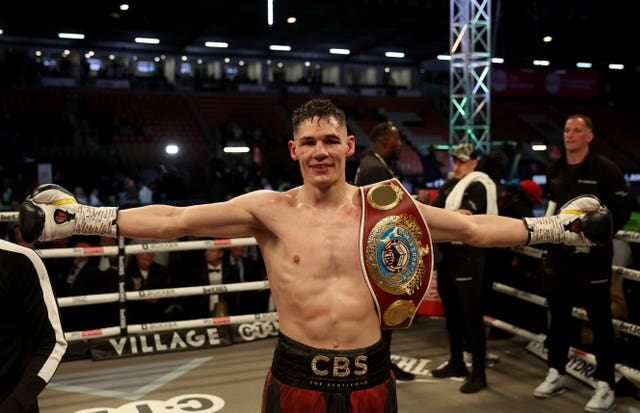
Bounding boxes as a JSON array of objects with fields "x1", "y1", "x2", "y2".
[{"x1": 289, "y1": 116, "x2": 355, "y2": 188}]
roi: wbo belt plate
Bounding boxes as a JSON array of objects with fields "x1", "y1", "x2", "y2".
[
  {"x1": 365, "y1": 214, "x2": 430, "y2": 297},
  {"x1": 360, "y1": 178, "x2": 434, "y2": 328}
]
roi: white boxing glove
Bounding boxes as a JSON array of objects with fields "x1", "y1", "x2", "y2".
[
  {"x1": 523, "y1": 195, "x2": 612, "y2": 246},
  {"x1": 20, "y1": 184, "x2": 118, "y2": 243}
]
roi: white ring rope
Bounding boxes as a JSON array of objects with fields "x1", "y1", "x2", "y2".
[
  {"x1": 615, "y1": 230, "x2": 640, "y2": 243},
  {"x1": 510, "y1": 245, "x2": 547, "y2": 260},
  {"x1": 612, "y1": 265, "x2": 640, "y2": 282},
  {"x1": 35, "y1": 237, "x2": 259, "y2": 259},
  {"x1": 124, "y1": 280, "x2": 270, "y2": 301},
  {"x1": 492, "y1": 282, "x2": 640, "y2": 339},
  {"x1": 491, "y1": 282, "x2": 547, "y2": 307},
  {"x1": 512, "y1": 245, "x2": 640, "y2": 283},
  {"x1": 483, "y1": 316, "x2": 640, "y2": 383},
  {"x1": 56, "y1": 280, "x2": 271, "y2": 307},
  {"x1": 58, "y1": 292, "x2": 120, "y2": 307},
  {"x1": 63, "y1": 312, "x2": 278, "y2": 342}
]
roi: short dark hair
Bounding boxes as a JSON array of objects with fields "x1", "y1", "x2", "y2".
[
  {"x1": 567, "y1": 114, "x2": 593, "y2": 131},
  {"x1": 292, "y1": 98, "x2": 346, "y2": 134},
  {"x1": 370, "y1": 121, "x2": 397, "y2": 142}
]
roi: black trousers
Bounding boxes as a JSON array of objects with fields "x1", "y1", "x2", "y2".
[
  {"x1": 543, "y1": 247, "x2": 616, "y2": 386},
  {"x1": 437, "y1": 246, "x2": 486, "y2": 375}
]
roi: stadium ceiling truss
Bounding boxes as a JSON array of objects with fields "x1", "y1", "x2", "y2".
[{"x1": 449, "y1": 0, "x2": 491, "y2": 155}]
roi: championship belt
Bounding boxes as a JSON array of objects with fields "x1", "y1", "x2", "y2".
[{"x1": 359, "y1": 178, "x2": 434, "y2": 329}]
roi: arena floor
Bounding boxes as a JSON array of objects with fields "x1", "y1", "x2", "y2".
[{"x1": 41, "y1": 316, "x2": 639, "y2": 413}]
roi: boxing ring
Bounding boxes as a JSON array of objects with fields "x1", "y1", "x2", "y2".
[{"x1": 2, "y1": 210, "x2": 639, "y2": 412}]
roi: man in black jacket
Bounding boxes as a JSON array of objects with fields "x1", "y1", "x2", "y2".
[
  {"x1": 430, "y1": 143, "x2": 498, "y2": 393},
  {"x1": 354, "y1": 121, "x2": 402, "y2": 186},
  {"x1": 125, "y1": 250, "x2": 172, "y2": 324},
  {"x1": 0, "y1": 237, "x2": 67, "y2": 412},
  {"x1": 533, "y1": 114, "x2": 631, "y2": 413}
]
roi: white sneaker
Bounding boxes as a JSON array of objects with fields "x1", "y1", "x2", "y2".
[
  {"x1": 533, "y1": 368, "x2": 566, "y2": 399},
  {"x1": 585, "y1": 381, "x2": 616, "y2": 413}
]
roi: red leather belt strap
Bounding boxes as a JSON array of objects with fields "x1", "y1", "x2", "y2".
[{"x1": 359, "y1": 178, "x2": 434, "y2": 329}]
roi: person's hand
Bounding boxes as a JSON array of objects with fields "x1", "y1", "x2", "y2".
[
  {"x1": 523, "y1": 195, "x2": 612, "y2": 246},
  {"x1": 20, "y1": 184, "x2": 119, "y2": 243},
  {"x1": 20, "y1": 184, "x2": 79, "y2": 243}
]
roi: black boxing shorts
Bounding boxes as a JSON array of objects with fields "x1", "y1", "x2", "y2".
[{"x1": 261, "y1": 334, "x2": 397, "y2": 413}]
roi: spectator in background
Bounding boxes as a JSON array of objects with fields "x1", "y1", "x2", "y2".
[
  {"x1": 225, "y1": 245, "x2": 268, "y2": 315},
  {"x1": 260, "y1": 176, "x2": 273, "y2": 190},
  {"x1": 430, "y1": 143, "x2": 497, "y2": 393},
  {"x1": 9, "y1": 172, "x2": 30, "y2": 210},
  {"x1": 59, "y1": 236, "x2": 110, "y2": 332},
  {"x1": 125, "y1": 250, "x2": 172, "y2": 324},
  {"x1": 39, "y1": 236, "x2": 72, "y2": 299},
  {"x1": 519, "y1": 180, "x2": 543, "y2": 213},
  {"x1": 353, "y1": 121, "x2": 401, "y2": 186},
  {"x1": 89, "y1": 187, "x2": 102, "y2": 206},
  {"x1": 73, "y1": 186, "x2": 88, "y2": 205},
  {"x1": 202, "y1": 246, "x2": 236, "y2": 317},
  {"x1": 120, "y1": 176, "x2": 139, "y2": 207},
  {"x1": 92, "y1": 236, "x2": 120, "y2": 326},
  {"x1": 1, "y1": 177, "x2": 13, "y2": 207},
  {"x1": 138, "y1": 180, "x2": 153, "y2": 205},
  {"x1": 534, "y1": 114, "x2": 631, "y2": 412},
  {"x1": 175, "y1": 242, "x2": 240, "y2": 319}
]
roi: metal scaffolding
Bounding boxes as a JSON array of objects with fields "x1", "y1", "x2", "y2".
[{"x1": 449, "y1": 0, "x2": 491, "y2": 154}]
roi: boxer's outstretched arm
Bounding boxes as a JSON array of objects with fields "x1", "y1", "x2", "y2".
[
  {"x1": 20, "y1": 184, "x2": 269, "y2": 243},
  {"x1": 423, "y1": 204, "x2": 528, "y2": 247},
  {"x1": 116, "y1": 202, "x2": 257, "y2": 240},
  {"x1": 117, "y1": 192, "x2": 265, "y2": 240},
  {"x1": 421, "y1": 195, "x2": 612, "y2": 248}
]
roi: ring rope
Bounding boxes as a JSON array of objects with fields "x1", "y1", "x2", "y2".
[
  {"x1": 57, "y1": 292, "x2": 120, "y2": 307},
  {"x1": 612, "y1": 265, "x2": 640, "y2": 282},
  {"x1": 123, "y1": 280, "x2": 270, "y2": 302},
  {"x1": 35, "y1": 237, "x2": 259, "y2": 259},
  {"x1": 483, "y1": 316, "x2": 640, "y2": 383},
  {"x1": 57, "y1": 280, "x2": 271, "y2": 307},
  {"x1": 615, "y1": 230, "x2": 640, "y2": 243},
  {"x1": 492, "y1": 282, "x2": 640, "y2": 338},
  {"x1": 512, "y1": 246, "x2": 640, "y2": 283},
  {"x1": 63, "y1": 312, "x2": 278, "y2": 342}
]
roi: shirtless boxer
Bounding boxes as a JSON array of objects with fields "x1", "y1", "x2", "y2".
[{"x1": 19, "y1": 98, "x2": 611, "y2": 413}]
